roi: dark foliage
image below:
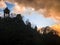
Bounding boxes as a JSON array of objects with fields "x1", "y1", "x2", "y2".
[{"x1": 0, "y1": 14, "x2": 60, "y2": 45}]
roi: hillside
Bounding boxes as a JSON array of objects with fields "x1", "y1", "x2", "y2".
[{"x1": 0, "y1": 14, "x2": 60, "y2": 45}]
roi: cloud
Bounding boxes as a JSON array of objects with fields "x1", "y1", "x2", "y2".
[
  {"x1": 0, "y1": 0, "x2": 6, "y2": 9},
  {"x1": 3, "y1": 0, "x2": 60, "y2": 22},
  {"x1": 5, "y1": 0, "x2": 60, "y2": 10},
  {"x1": 12, "y1": 3, "x2": 26, "y2": 14}
]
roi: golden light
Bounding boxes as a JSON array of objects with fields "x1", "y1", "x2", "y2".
[{"x1": 51, "y1": 24, "x2": 60, "y2": 36}]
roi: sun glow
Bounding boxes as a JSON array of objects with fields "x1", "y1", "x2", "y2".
[{"x1": 51, "y1": 24, "x2": 60, "y2": 36}]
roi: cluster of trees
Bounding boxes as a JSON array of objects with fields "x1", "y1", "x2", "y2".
[
  {"x1": 0, "y1": 14, "x2": 60, "y2": 45},
  {"x1": 38, "y1": 26, "x2": 60, "y2": 45}
]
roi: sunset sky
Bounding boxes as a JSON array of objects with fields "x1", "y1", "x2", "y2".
[{"x1": 0, "y1": 0, "x2": 60, "y2": 28}]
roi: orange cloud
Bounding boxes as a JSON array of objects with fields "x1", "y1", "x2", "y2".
[
  {"x1": 0, "y1": 0, "x2": 6, "y2": 8},
  {"x1": 43, "y1": 8, "x2": 60, "y2": 23}
]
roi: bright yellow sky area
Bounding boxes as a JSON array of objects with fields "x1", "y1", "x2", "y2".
[{"x1": 51, "y1": 24, "x2": 60, "y2": 36}]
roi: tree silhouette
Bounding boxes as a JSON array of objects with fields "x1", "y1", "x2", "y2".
[
  {"x1": 0, "y1": 13, "x2": 60, "y2": 45},
  {"x1": 4, "y1": 7, "x2": 10, "y2": 18}
]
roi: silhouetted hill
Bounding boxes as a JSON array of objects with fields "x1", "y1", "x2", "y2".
[
  {"x1": 0, "y1": 14, "x2": 60, "y2": 45},
  {"x1": 0, "y1": 14, "x2": 41, "y2": 45}
]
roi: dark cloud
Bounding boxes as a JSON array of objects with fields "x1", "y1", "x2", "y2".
[
  {"x1": 3, "y1": 0, "x2": 59, "y2": 10},
  {"x1": 5, "y1": 0, "x2": 60, "y2": 12},
  {"x1": 12, "y1": 0, "x2": 60, "y2": 10}
]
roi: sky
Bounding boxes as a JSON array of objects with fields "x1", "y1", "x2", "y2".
[{"x1": 0, "y1": 0, "x2": 60, "y2": 28}]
